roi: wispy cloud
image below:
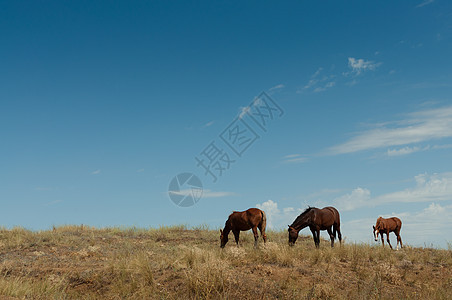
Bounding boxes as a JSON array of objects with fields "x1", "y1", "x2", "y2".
[
  {"x1": 238, "y1": 106, "x2": 250, "y2": 119},
  {"x1": 313, "y1": 81, "x2": 336, "y2": 93},
  {"x1": 328, "y1": 106, "x2": 452, "y2": 155},
  {"x1": 282, "y1": 154, "x2": 308, "y2": 164},
  {"x1": 374, "y1": 173, "x2": 452, "y2": 204},
  {"x1": 202, "y1": 190, "x2": 236, "y2": 198},
  {"x1": 204, "y1": 121, "x2": 214, "y2": 127},
  {"x1": 35, "y1": 187, "x2": 53, "y2": 191},
  {"x1": 169, "y1": 189, "x2": 235, "y2": 198},
  {"x1": 340, "y1": 201, "x2": 452, "y2": 247},
  {"x1": 136, "y1": 168, "x2": 145, "y2": 173},
  {"x1": 386, "y1": 146, "x2": 427, "y2": 156},
  {"x1": 333, "y1": 172, "x2": 452, "y2": 211},
  {"x1": 312, "y1": 67, "x2": 323, "y2": 78},
  {"x1": 91, "y1": 169, "x2": 101, "y2": 175},
  {"x1": 301, "y1": 67, "x2": 337, "y2": 93},
  {"x1": 303, "y1": 57, "x2": 380, "y2": 93},
  {"x1": 43, "y1": 199, "x2": 63, "y2": 206},
  {"x1": 416, "y1": 0, "x2": 434, "y2": 8},
  {"x1": 346, "y1": 57, "x2": 381, "y2": 75},
  {"x1": 269, "y1": 84, "x2": 285, "y2": 91}
]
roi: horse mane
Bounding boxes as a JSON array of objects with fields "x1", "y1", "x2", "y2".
[
  {"x1": 301, "y1": 206, "x2": 316, "y2": 215},
  {"x1": 290, "y1": 206, "x2": 316, "y2": 227}
]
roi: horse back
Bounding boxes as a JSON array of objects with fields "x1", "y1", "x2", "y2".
[
  {"x1": 229, "y1": 208, "x2": 263, "y2": 231},
  {"x1": 380, "y1": 217, "x2": 402, "y2": 231},
  {"x1": 314, "y1": 207, "x2": 339, "y2": 227},
  {"x1": 390, "y1": 217, "x2": 402, "y2": 229},
  {"x1": 322, "y1": 206, "x2": 340, "y2": 224}
]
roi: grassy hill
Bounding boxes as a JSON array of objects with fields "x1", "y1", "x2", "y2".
[{"x1": 0, "y1": 225, "x2": 451, "y2": 299}]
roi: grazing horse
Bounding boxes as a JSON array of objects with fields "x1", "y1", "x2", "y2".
[
  {"x1": 288, "y1": 206, "x2": 342, "y2": 248},
  {"x1": 373, "y1": 216, "x2": 403, "y2": 250},
  {"x1": 220, "y1": 208, "x2": 267, "y2": 248}
]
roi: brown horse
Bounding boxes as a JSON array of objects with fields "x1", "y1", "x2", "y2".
[
  {"x1": 373, "y1": 216, "x2": 403, "y2": 250},
  {"x1": 220, "y1": 208, "x2": 267, "y2": 248},
  {"x1": 288, "y1": 206, "x2": 342, "y2": 248}
]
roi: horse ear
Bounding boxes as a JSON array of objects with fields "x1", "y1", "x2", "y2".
[
  {"x1": 288, "y1": 225, "x2": 290, "y2": 227},
  {"x1": 219, "y1": 229, "x2": 223, "y2": 234},
  {"x1": 373, "y1": 225, "x2": 375, "y2": 230}
]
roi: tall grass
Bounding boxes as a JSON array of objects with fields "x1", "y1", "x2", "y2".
[{"x1": 0, "y1": 226, "x2": 450, "y2": 299}]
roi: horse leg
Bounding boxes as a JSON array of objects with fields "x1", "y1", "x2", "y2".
[
  {"x1": 252, "y1": 227, "x2": 259, "y2": 248},
  {"x1": 316, "y1": 229, "x2": 321, "y2": 248},
  {"x1": 336, "y1": 225, "x2": 342, "y2": 245},
  {"x1": 386, "y1": 231, "x2": 393, "y2": 249},
  {"x1": 232, "y1": 230, "x2": 240, "y2": 247},
  {"x1": 327, "y1": 227, "x2": 335, "y2": 248},
  {"x1": 396, "y1": 229, "x2": 403, "y2": 249},
  {"x1": 380, "y1": 234, "x2": 385, "y2": 247},
  {"x1": 258, "y1": 224, "x2": 267, "y2": 244},
  {"x1": 310, "y1": 227, "x2": 317, "y2": 248}
]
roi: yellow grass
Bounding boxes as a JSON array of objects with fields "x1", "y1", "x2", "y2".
[{"x1": 0, "y1": 225, "x2": 451, "y2": 299}]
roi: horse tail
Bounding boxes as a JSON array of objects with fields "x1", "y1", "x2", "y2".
[{"x1": 260, "y1": 210, "x2": 267, "y2": 232}]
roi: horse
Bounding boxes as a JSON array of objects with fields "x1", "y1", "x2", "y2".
[
  {"x1": 288, "y1": 206, "x2": 342, "y2": 248},
  {"x1": 220, "y1": 208, "x2": 267, "y2": 248},
  {"x1": 373, "y1": 216, "x2": 403, "y2": 250}
]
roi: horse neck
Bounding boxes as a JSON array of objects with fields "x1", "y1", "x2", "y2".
[
  {"x1": 292, "y1": 213, "x2": 311, "y2": 231},
  {"x1": 376, "y1": 218, "x2": 384, "y2": 230},
  {"x1": 222, "y1": 219, "x2": 232, "y2": 235}
]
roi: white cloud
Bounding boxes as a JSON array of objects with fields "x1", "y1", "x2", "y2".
[
  {"x1": 258, "y1": 191, "x2": 452, "y2": 247},
  {"x1": 204, "y1": 121, "x2": 214, "y2": 127},
  {"x1": 43, "y1": 199, "x2": 63, "y2": 206},
  {"x1": 375, "y1": 173, "x2": 452, "y2": 204},
  {"x1": 347, "y1": 57, "x2": 381, "y2": 75},
  {"x1": 238, "y1": 106, "x2": 250, "y2": 119},
  {"x1": 169, "y1": 189, "x2": 235, "y2": 198},
  {"x1": 202, "y1": 190, "x2": 236, "y2": 198},
  {"x1": 269, "y1": 84, "x2": 285, "y2": 91},
  {"x1": 332, "y1": 173, "x2": 452, "y2": 212},
  {"x1": 284, "y1": 154, "x2": 301, "y2": 159},
  {"x1": 423, "y1": 202, "x2": 445, "y2": 215},
  {"x1": 302, "y1": 68, "x2": 336, "y2": 93},
  {"x1": 328, "y1": 106, "x2": 452, "y2": 155},
  {"x1": 333, "y1": 187, "x2": 371, "y2": 211},
  {"x1": 304, "y1": 79, "x2": 319, "y2": 90},
  {"x1": 282, "y1": 154, "x2": 308, "y2": 164},
  {"x1": 312, "y1": 67, "x2": 323, "y2": 78},
  {"x1": 386, "y1": 146, "x2": 424, "y2": 156},
  {"x1": 416, "y1": 0, "x2": 434, "y2": 8},
  {"x1": 313, "y1": 81, "x2": 336, "y2": 93},
  {"x1": 341, "y1": 202, "x2": 452, "y2": 248},
  {"x1": 389, "y1": 202, "x2": 452, "y2": 248},
  {"x1": 432, "y1": 144, "x2": 452, "y2": 150},
  {"x1": 91, "y1": 169, "x2": 101, "y2": 175},
  {"x1": 256, "y1": 200, "x2": 302, "y2": 229}
]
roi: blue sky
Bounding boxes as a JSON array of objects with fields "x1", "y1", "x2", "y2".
[{"x1": 1, "y1": 1, "x2": 452, "y2": 248}]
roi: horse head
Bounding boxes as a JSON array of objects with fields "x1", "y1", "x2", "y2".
[
  {"x1": 373, "y1": 225, "x2": 380, "y2": 241},
  {"x1": 288, "y1": 225, "x2": 299, "y2": 246},
  {"x1": 219, "y1": 229, "x2": 228, "y2": 248}
]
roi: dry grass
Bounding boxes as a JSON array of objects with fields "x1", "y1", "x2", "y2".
[{"x1": 0, "y1": 225, "x2": 451, "y2": 299}]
